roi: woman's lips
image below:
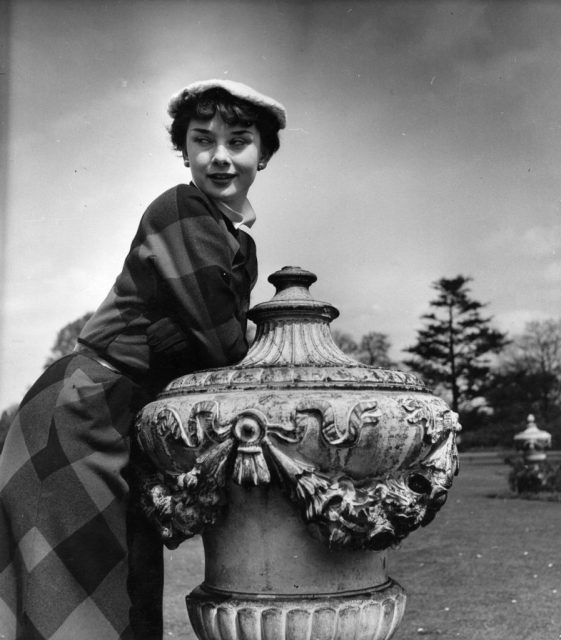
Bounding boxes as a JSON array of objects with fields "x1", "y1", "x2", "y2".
[{"x1": 208, "y1": 173, "x2": 236, "y2": 184}]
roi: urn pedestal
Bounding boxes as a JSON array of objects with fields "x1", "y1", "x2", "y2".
[
  {"x1": 135, "y1": 267, "x2": 460, "y2": 640},
  {"x1": 188, "y1": 484, "x2": 405, "y2": 640}
]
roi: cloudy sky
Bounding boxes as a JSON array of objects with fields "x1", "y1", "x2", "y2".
[{"x1": 1, "y1": 0, "x2": 560, "y2": 409}]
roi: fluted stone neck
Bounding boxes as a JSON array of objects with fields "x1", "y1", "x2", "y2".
[{"x1": 242, "y1": 266, "x2": 356, "y2": 367}]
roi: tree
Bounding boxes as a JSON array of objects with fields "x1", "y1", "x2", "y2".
[
  {"x1": 404, "y1": 275, "x2": 508, "y2": 413},
  {"x1": 0, "y1": 404, "x2": 18, "y2": 453},
  {"x1": 332, "y1": 330, "x2": 359, "y2": 355},
  {"x1": 332, "y1": 329, "x2": 396, "y2": 367},
  {"x1": 356, "y1": 331, "x2": 396, "y2": 367},
  {"x1": 489, "y1": 319, "x2": 561, "y2": 424},
  {"x1": 44, "y1": 311, "x2": 93, "y2": 368},
  {"x1": 0, "y1": 312, "x2": 95, "y2": 450}
]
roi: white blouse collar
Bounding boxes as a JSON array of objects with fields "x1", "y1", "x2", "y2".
[{"x1": 213, "y1": 198, "x2": 256, "y2": 233}]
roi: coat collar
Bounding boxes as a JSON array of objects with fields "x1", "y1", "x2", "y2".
[{"x1": 188, "y1": 182, "x2": 240, "y2": 260}]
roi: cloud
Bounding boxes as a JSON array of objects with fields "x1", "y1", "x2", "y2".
[
  {"x1": 495, "y1": 308, "x2": 553, "y2": 335},
  {"x1": 482, "y1": 223, "x2": 561, "y2": 258},
  {"x1": 523, "y1": 226, "x2": 560, "y2": 258},
  {"x1": 544, "y1": 261, "x2": 561, "y2": 283}
]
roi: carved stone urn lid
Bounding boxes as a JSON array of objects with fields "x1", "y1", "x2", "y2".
[{"x1": 163, "y1": 266, "x2": 427, "y2": 397}]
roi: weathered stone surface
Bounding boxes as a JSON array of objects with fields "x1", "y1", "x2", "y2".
[
  {"x1": 187, "y1": 582, "x2": 406, "y2": 640},
  {"x1": 136, "y1": 389, "x2": 458, "y2": 549}
]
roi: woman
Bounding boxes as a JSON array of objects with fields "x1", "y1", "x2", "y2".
[{"x1": 0, "y1": 79, "x2": 286, "y2": 640}]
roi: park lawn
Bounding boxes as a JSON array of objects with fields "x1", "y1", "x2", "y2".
[
  {"x1": 390, "y1": 462, "x2": 560, "y2": 640},
  {"x1": 163, "y1": 460, "x2": 561, "y2": 640}
]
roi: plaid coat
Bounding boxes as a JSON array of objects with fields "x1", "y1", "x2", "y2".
[
  {"x1": 0, "y1": 184, "x2": 257, "y2": 639},
  {"x1": 79, "y1": 183, "x2": 257, "y2": 388}
]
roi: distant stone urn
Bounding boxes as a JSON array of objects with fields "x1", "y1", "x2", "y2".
[{"x1": 134, "y1": 267, "x2": 461, "y2": 640}]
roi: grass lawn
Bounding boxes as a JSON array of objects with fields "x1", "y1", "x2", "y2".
[{"x1": 163, "y1": 459, "x2": 561, "y2": 640}]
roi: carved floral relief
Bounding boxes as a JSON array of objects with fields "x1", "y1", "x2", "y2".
[{"x1": 135, "y1": 393, "x2": 460, "y2": 550}]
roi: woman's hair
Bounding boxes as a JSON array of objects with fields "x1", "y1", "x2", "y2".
[{"x1": 169, "y1": 88, "x2": 281, "y2": 159}]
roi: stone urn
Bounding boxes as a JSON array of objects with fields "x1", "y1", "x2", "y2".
[
  {"x1": 509, "y1": 414, "x2": 553, "y2": 494},
  {"x1": 134, "y1": 267, "x2": 461, "y2": 640},
  {"x1": 514, "y1": 414, "x2": 552, "y2": 463}
]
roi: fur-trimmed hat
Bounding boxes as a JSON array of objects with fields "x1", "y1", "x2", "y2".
[{"x1": 167, "y1": 79, "x2": 286, "y2": 130}]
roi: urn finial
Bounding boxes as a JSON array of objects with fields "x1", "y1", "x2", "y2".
[
  {"x1": 268, "y1": 265, "x2": 317, "y2": 294},
  {"x1": 247, "y1": 265, "x2": 339, "y2": 327}
]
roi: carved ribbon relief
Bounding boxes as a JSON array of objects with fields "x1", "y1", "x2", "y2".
[
  {"x1": 293, "y1": 400, "x2": 380, "y2": 447},
  {"x1": 135, "y1": 395, "x2": 460, "y2": 550}
]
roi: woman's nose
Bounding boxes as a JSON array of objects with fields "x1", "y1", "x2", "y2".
[{"x1": 211, "y1": 145, "x2": 230, "y2": 165}]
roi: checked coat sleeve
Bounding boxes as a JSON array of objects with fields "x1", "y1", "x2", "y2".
[{"x1": 78, "y1": 184, "x2": 257, "y2": 388}]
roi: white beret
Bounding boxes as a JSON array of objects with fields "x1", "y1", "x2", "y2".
[{"x1": 167, "y1": 79, "x2": 286, "y2": 130}]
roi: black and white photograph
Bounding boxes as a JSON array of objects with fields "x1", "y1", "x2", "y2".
[{"x1": 1, "y1": 2, "x2": 560, "y2": 639}]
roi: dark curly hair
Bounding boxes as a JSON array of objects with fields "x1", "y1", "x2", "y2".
[{"x1": 169, "y1": 88, "x2": 281, "y2": 159}]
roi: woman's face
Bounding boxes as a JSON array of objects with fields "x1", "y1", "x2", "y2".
[{"x1": 185, "y1": 114, "x2": 266, "y2": 209}]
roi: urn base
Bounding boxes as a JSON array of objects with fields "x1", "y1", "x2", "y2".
[{"x1": 186, "y1": 581, "x2": 406, "y2": 640}]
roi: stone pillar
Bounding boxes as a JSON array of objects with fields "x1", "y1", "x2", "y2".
[{"x1": 134, "y1": 267, "x2": 461, "y2": 640}]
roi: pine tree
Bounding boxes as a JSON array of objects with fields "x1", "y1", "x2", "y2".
[{"x1": 404, "y1": 276, "x2": 508, "y2": 412}]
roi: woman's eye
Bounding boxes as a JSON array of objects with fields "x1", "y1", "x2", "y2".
[
  {"x1": 193, "y1": 136, "x2": 211, "y2": 145},
  {"x1": 231, "y1": 138, "x2": 249, "y2": 148}
]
